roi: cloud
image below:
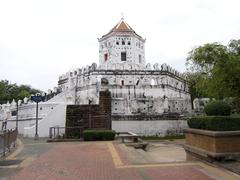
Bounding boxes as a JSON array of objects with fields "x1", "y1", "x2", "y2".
[{"x1": 0, "y1": 0, "x2": 240, "y2": 91}]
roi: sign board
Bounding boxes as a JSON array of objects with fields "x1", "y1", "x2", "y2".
[{"x1": 31, "y1": 95, "x2": 43, "y2": 103}]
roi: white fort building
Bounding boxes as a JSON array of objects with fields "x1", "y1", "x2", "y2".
[
  {"x1": 0, "y1": 19, "x2": 192, "y2": 137},
  {"x1": 58, "y1": 18, "x2": 191, "y2": 114}
]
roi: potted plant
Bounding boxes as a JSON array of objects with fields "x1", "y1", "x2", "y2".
[{"x1": 184, "y1": 101, "x2": 240, "y2": 161}]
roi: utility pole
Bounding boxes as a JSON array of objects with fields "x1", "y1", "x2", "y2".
[{"x1": 16, "y1": 101, "x2": 18, "y2": 133}]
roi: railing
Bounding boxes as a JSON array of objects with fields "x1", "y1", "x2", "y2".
[
  {"x1": 0, "y1": 128, "x2": 18, "y2": 157},
  {"x1": 49, "y1": 126, "x2": 84, "y2": 139}
]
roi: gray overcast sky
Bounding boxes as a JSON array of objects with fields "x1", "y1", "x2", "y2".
[{"x1": 0, "y1": 0, "x2": 240, "y2": 92}]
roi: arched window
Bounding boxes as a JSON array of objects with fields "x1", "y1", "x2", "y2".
[
  {"x1": 101, "y1": 78, "x2": 109, "y2": 85},
  {"x1": 150, "y1": 79, "x2": 156, "y2": 86},
  {"x1": 128, "y1": 41, "x2": 131, "y2": 45},
  {"x1": 116, "y1": 41, "x2": 119, "y2": 45},
  {"x1": 122, "y1": 41, "x2": 125, "y2": 45},
  {"x1": 121, "y1": 80, "x2": 124, "y2": 86},
  {"x1": 151, "y1": 79, "x2": 156, "y2": 88}
]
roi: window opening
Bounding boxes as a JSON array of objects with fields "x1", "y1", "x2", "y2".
[
  {"x1": 139, "y1": 54, "x2": 142, "y2": 63},
  {"x1": 136, "y1": 79, "x2": 140, "y2": 86},
  {"x1": 104, "y1": 53, "x2": 108, "y2": 61},
  {"x1": 121, "y1": 52, "x2": 126, "y2": 61}
]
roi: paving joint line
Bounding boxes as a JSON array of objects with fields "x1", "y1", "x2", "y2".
[
  {"x1": 107, "y1": 142, "x2": 240, "y2": 180},
  {"x1": 107, "y1": 142, "x2": 124, "y2": 166}
]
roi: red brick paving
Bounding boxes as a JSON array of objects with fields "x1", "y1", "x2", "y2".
[
  {"x1": 9, "y1": 142, "x2": 215, "y2": 180},
  {"x1": 145, "y1": 166, "x2": 213, "y2": 180}
]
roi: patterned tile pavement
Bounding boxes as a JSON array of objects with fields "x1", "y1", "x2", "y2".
[{"x1": 6, "y1": 141, "x2": 239, "y2": 180}]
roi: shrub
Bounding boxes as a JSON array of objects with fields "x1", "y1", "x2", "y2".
[
  {"x1": 188, "y1": 116, "x2": 240, "y2": 131},
  {"x1": 204, "y1": 101, "x2": 231, "y2": 116},
  {"x1": 83, "y1": 129, "x2": 116, "y2": 141}
]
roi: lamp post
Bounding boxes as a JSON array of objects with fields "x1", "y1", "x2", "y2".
[
  {"x1": 31, "y1": 95, "x2": 43, "y2": 140},
  {"x1": 35, "y1": 101, "x2": 39, "y2": 140}
]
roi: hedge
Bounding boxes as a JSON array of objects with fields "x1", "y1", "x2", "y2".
[
  {"x1": 204, "y1": 101, "x2": 231, "y2": 116},
  {"x1": 83, "y1": 129, "x2": 116, "y2": 141},
  {"x1": 188, "y1": 116, "x2": 240, "y2": 131}
]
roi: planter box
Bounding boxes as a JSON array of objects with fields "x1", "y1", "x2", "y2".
[{"x1": 184, "y1": 128, "x2": 240, "y2": 161}]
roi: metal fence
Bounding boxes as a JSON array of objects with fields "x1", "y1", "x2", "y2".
[
  {"x1": 0, "y1": 128, "x2": 18, "y2": 157},
  {"x1": 49, "y1": 126, "x2": 84, "y2": 139}
]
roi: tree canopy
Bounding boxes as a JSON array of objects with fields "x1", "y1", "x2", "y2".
[
  {"x1": 186, "y1": 39, "x2": 240, "y2": 111},
  {"x1": 0, "y1": 80, "x2": 41, "y2": 104}
]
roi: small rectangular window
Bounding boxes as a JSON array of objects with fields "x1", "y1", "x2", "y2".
[
  {"x1": 139, "y1": 54, "x2": 142, "y2": 63},
  {"x1": 11, "y1": 111, "x2": 17, "y2": 116},
  {"x1": 104, "y1": 53, "x2": 108, "y2": 61},
  {"x1": 121, "y1": 52, "x2": 126, "y2": 61}
]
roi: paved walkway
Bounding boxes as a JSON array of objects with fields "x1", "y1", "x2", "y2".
[{"x1": 1, "y1": 138, "x2": 240, "y2": 180}]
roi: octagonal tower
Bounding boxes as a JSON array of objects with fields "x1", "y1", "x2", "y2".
[{"x1": 98, "y1": 18, "x2": 146, "y2": 70}]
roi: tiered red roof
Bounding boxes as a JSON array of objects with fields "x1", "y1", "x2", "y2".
[{"x1": 101, "y1": 19, "x2": 142, "y2": 39}]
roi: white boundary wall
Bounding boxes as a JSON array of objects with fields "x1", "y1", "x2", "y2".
[
  {"x1": 112, "y1": 120, "x2": 188, "y2": 136},
  {"x1": 1, "y1": 104, "x2": 66, "y2": 137}
]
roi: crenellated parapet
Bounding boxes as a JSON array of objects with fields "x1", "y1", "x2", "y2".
[{"x1": 57, "y1": 60, "x2": 189, "y2": 94}]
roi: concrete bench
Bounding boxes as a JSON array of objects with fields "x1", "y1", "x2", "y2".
[{"x1": 116, "y1": 132, "x2": 140, "y2": 143}]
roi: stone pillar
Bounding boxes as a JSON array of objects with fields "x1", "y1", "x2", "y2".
[{"x1": 99, "y1": 90, "x2": 112, "y2": 129}]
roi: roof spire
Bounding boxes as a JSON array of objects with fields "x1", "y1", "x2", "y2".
[{"x1": 121, "y1": 13, "x2": 124, "y2": 21}]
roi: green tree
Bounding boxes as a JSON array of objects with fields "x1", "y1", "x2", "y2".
[
  {"x1": 186, "y1": 39, "x2": 240, "y2": 112},
  {"x1": 0, "y1": 80, "x2": 10, "y2": 103},
  {"x1": 184, "y1": 72, "x2": 207, "y2": 106},
  {"x1": 0, "y1": 80, "x2": 41, "y2": 104},
  {"x1": 17, "y1": 90, "x2": 31, "y2": 100}
]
